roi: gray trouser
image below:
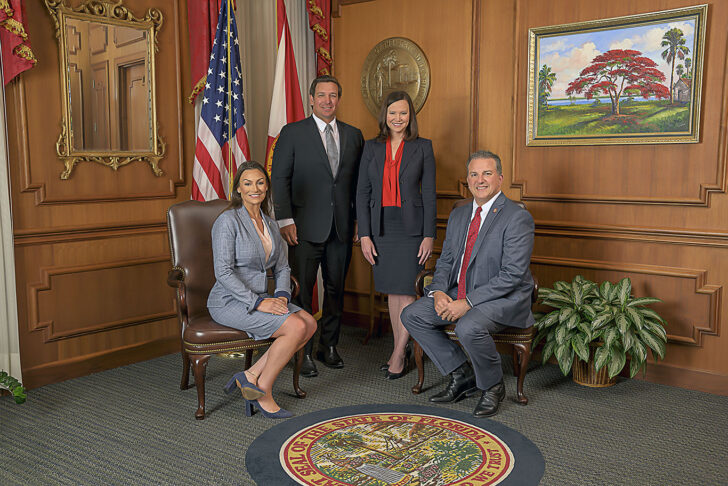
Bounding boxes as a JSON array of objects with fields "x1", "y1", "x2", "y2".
[{"x1": 401, "y1": 296, "x2": 506, "y2": 390}]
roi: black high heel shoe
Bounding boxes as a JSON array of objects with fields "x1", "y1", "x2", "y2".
[
  {"x1": 385, "y1": 346, "x2": 412, "y2": 380},
  {"x1": 244, "y1": 399, "x2": 293, "y2": 419}
]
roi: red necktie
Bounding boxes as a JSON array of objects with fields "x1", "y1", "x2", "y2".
[{"x1": 457, "y1": 207, "x2": 482, "y2": 300}]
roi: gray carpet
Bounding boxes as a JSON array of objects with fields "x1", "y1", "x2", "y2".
[{"x1": 2, "y1": 325, "x2": 727, "y2": 485}]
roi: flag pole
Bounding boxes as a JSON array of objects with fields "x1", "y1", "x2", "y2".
[{"x1": 226, "y1": 0, "x2": 234, "y2": 198}]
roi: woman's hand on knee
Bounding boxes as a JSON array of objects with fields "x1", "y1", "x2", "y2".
[{"x1": 259, "y1": 298, "x2": 289, "y2": 315}]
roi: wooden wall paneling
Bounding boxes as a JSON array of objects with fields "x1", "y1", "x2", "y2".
[
  {"x1": 511, "y1": 0, "x2": 728, "y2": 208},
  {"x1": 8, "y1": 0, "x2": 195, "y2": 388},
  {"x1": 333, "y1": 0, "x2": 475, "y2": 308},
  {"x1": 478, "y1": 0, "x2": 518, "y2": 200},
  {"x1": 28, "y1": 258, "x2": 176, "y2": 342},
  {"x1": 466, "y1": 0, "x2": 728, "y2": 393},
  {"x1": 530, "y1": 256, "x2": 720, "y2": 346},
  {"x1": 333, "y1": 0, "x2": 473, "y2": 185}
]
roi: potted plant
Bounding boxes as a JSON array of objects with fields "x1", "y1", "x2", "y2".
[
  {"x1": 534, "y1": 275, "x2": 668, "y2": 386},
  {"x1": 0, "y1": 371, "x2": 26, "y2": 404}
]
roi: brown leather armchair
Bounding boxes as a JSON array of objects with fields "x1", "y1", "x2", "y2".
[
  {"x1": 410, "y1": 198, "x2": 537, "y2": 405},
  {"x1": 166, "y1": 199, "x2": 305, "y2": 420}
]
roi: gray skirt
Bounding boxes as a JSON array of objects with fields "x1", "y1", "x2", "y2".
[
  {"x1": 371, "y1": 207, "x2": 424, "y2": 296},
  {"x1": 209, "y1": 293, "x2": 302, "y2": 341}
]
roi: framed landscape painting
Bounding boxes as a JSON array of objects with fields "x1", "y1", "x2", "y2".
[{"x1": 526, "y1": 5, "x2": 707, "y2": 146}]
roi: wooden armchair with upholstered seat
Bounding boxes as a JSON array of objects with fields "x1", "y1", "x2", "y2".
[
  {"x1": 166, "y1": 199, "x2": 305, "y2": 420},
  {"x1": 410, "y1": 198, "x2": 538, "y2": 405}
]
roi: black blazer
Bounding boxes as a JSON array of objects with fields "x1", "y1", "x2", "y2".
[
  {"x1": 356, "y1": 137, "x2": 436, "y2": 238},
  {"x1": 271, "y1": 116, "x2": 364, "y2": 243}
]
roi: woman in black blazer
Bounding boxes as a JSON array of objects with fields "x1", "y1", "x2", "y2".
[{"x1": 356, "y1": 91, "x2": 436, "y2": 379}]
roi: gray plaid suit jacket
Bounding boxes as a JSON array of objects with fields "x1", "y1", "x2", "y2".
[{"x1": 207, "y1": 206, "x2": 291, "y2": 313}]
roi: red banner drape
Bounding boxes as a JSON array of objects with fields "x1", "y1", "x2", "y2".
[
  {"x1": 187, "y1": 0, "x2": 226, "y2": 103},
  {"x1": 0, "y1": 0, "x2": 36, "y2": 85},
  {"x1": 306, "y1": 0, "x2": 331, "y2": 76}
]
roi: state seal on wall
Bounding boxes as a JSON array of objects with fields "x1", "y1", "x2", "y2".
[{"x1": 361, "y1": 37, "x2": 431, "y2": 118}]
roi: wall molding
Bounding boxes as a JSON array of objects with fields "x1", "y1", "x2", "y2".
[
  {"x1": 14, "y1": 222, "x2": 168, "y2": 246},
  {"x1": 469, "y1": 0, "x2": 481, "y2": 152},
  {"x1": 27, "y1": 256, "x2": 176, "y2": 342},
  {"x1": 531, "y1": 256, "x2": 721, "y2": 346},
  {"x1": 535, "y1": 221, "x2": 728, "y2": 248}
]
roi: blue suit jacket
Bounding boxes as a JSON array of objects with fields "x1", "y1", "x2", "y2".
[
  {"x1": 427, "y1": 193, "x2": 535, "y2": 327},
  {"x1": 207, "y1": 207, "x2": 290, "y2": 313},
  {"x1": 356, "y1": 137, "x2": 437, "y2": 238}
]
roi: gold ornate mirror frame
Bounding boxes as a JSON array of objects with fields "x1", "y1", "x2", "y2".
[{"x1": 45, "y1": 0, "x2": 165, "y2": 179}]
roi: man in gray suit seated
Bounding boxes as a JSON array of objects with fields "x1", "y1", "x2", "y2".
[{"x1": 401, "y1": 150, "x2": 535, "y2": 417}]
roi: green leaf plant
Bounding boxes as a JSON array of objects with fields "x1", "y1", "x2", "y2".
[
  {"x1": 0, "y1": 370, "x2": 26, "y2": 404},
  {"x1": 534, "y1": 275, "x2": 668, "y2": 380}
]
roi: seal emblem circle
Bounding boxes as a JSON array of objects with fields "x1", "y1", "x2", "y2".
[
  {"x1": 280, "y1": 412, "x2": 515, "y2": 485},
  {"x1": 361, "y1": 37, "x2": 431, "y2": 118}
]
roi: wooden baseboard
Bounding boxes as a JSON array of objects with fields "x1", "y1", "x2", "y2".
[
  {"x1": 637, "y1": 362, "x2": 728, "y2": 396},
  {"x1": 22, "y1": 336, "x2": 180, "y2": 389}
]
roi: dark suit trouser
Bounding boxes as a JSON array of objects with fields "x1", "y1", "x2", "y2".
[
  {"x1": 290, "y1": 224, "x2": 352, "y2": 352},
  {"x1": 401, "y1": 295, "x2": 506, "y2": 390}
]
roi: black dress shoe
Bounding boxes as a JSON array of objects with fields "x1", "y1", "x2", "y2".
[
  {"x1": 473, "y1": 380, "x2": 506, "y2": 417},
  {"x1": 316, "y1": 346, "x2": 344, "y2": 369},
  {"x1": 379, "y1": 363, "x2": 389, "y2": 372},
  {"x1": 429, "y1": 363, "x2": 477, "y2": 403},
  {"x1": 300, "y1": 354, "x2": 318, "y2": 377}
]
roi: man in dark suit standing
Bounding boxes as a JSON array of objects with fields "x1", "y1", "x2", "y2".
[
  {"x1": 401, "y1": 151, "x2": 535, "y2": 417},
  {"x1": 272, "y1": 76, "x2": 364, "y2": 377}
]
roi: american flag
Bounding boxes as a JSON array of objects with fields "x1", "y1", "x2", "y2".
[{"x1": 191, "y1": 1, "x2": 250, "y2": 201}]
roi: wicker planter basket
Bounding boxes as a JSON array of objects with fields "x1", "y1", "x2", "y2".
[{"x1": 572, "y1": 343, "x2": 617, "y2": 387}]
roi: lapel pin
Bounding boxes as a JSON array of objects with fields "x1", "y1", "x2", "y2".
[{"x1": 493, "y1": 208, "x2": 498, "y2": 213}]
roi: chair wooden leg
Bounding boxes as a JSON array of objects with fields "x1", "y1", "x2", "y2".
[
  {"x1": 190, "y1": 354, "x2": 211, "y2": 420},
  {"x1": 292, "y1": 348, "x2": 306, "y2": 398},
  {"x1": 513, "y1": 343, "x2": 531, "y2": 405},
  {"x1": 245, "y1": 350, "x2": 253, "y2": 369},
  {"x1": 180, "y1": 350, "x2": 191, "y2": 390},
  {"x1": 411, "y1": 341, "x2": 425, "y2": 394},
  {"x1": 512, "y1": 347, "x2": 520, "y2": 377}
]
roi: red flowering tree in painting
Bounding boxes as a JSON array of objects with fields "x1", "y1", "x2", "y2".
[{"x1": 566, "y1": 49, "x2": 670, "y2": 115}]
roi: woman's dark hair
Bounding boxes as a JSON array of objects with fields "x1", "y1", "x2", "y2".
[
  {"x1": 228, "y1": 161, "x2": 272, "y2": 216},
  {"x1": 376, "y1": 91, "x2": 419, "y2": 142}
]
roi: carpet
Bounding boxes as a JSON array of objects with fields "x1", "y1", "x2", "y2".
[{"x1": 246, "y1": 404, "x2": 544, "y2": 485}]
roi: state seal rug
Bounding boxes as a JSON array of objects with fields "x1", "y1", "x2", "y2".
[{"x1": 245, "y1": 404, "x2": 544, "y2": 485}]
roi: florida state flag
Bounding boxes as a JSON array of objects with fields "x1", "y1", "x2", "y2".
[{"x1": 264, "y1": 0, "x2": 305, "y2": 175}]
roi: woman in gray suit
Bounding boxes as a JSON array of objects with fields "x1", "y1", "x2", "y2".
[
  {"x1": 208, "y1": 161, "x2": 317, "y2": 419},
  {"x1": 356, "y1": 91, "x2": 436, "y2": 380}
]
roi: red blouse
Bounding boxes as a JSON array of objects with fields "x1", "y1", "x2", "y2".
[{"x1": 382, "y1": 138, "x2": 405, "y2": 207}]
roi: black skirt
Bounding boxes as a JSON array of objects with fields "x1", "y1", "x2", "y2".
[{"x1": 371, "y1": 207, "x2": 424, "y2": 295}]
